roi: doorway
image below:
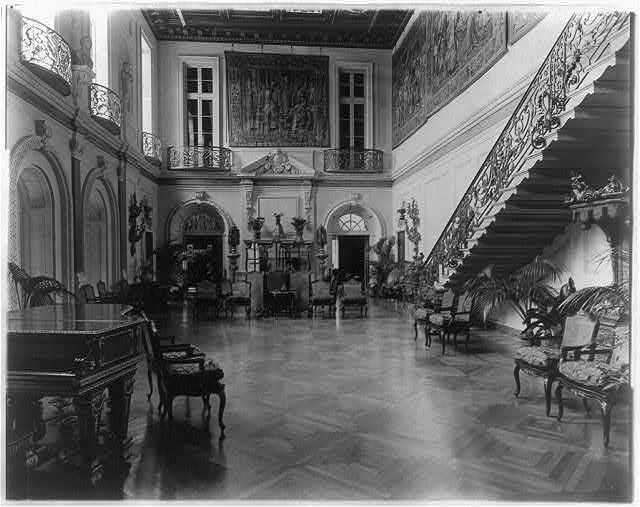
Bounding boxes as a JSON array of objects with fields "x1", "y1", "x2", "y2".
[
  {"x1": 184, "y1": 234, "x2": 224, "y2": 282},
  {"x1": 338, "y1": 235, "x2": 368, "y2": 280}
]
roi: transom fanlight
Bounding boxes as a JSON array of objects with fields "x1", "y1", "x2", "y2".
[{"x1": 337, "y1": 212, "x2": 367, "y2": 233}]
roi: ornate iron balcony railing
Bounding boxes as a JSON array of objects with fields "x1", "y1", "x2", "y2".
[
  {"x1": 142, "y1": 132, "x2": 162, "y2": 164},
  {"x1": 167, "y1": 146, "x2": 233, "y2": 171},
  {"x1": 422, "y1": 12, "x2": 630, "y2": 285},
  {"x1": 89, "y1": 83, "x2": 121, "y2": 135},
  {"x1": 20, "y1": 17, "x2": 72, "y2": 96},
  {"x1": 323, "y1": 149, "x2": 383, "y2": 173}
]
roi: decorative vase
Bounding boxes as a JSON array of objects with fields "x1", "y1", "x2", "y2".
[
  {"x1": 292, "y1": 217, "x2": 306, "y2": 243},
  {"x1": 250, "y1": 216, "x2": 265, "y2": 240},
  {"x1": 273, "y1": 213, "x2": 284, "y2": 240}
]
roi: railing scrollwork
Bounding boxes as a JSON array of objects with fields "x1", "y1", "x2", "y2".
[
  {"x1": 167, "y1": 146, "x2": 233, "y2": 171},
  {"x1": 89, "y1": 83, "x2": 121, "y2": 135},
  {"x1": 20, "y1": 17, "x2": 72, "y2": 96},
  {"x1": 422, "y1": 12, "x2": 630, "y2": 285},
  {"x1": 323, "y1": 149, "x2": 383, "y2": 173}
]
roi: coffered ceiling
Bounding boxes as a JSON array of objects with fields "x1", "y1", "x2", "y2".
[{"x1": 141, "y1": 9, "x2": 413, "y2": 49}]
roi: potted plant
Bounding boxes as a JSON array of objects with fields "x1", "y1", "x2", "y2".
[
  {"x1": 464, "y1": 256, "x2": 564, "y2": 339},
  {"x1": 369, "y1": 236, "x2": 397, "y2": 298},
  {"x1": 248, "y1": 216, "x2": 265, "y2": 240},
  {"x1": 291, "y1": 216, "x2": 307, "y2": 243}
]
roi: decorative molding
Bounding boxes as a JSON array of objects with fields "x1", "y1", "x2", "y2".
[
  {"x1": 69, "y1": 130, "x2": 85, "y2": 158},
  {"x1": 195, "y1": 191, "x2": 210, "y2": 201}
]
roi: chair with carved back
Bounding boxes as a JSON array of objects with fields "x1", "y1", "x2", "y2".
[
  {"x1": 308, "y1": 273, "x2": 335, "y2": 317},
  {"x1": 339, "y1": 279, "x2": 368, "y2": 317},
  {"x1": 514, "y1": 313, "x2": 599, "y2": 417},
  {"x1": 79, "y1": 284, "x2": 101, "y2": 303},
  {"x1": 426, "y1": 289, "x2": 456, "y2": 352},
  {"x1": 134, "y1": 307, "x2": 226, "y2": 437},
  {"x1": 447, "y1": 291, "x2": 475, "y2": 352},
  {"x1": 225, "y1": 278, "x2": 252, "y2": 319},
  {"x1": 411, "y1": 286, "x2": 440, "y2": 342},
  {"x1": 554, "y1": 317, "x2": 630, "y2": 447},
  {"x1": 96, "y1": 280, "x2": 117, "y2": 303}
]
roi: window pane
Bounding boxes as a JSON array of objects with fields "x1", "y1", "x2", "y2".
[
  {"x1": 354, "y1": 136, "x2": 364, "y2": 151},
  {"x1": 354, "y1": 73, "x2": 364, "y2": 98},
  {"x1": 187, "y1": 80, "x2": 198, "y2": 93},
  {"x1": 339, "y1": 71, "x2": 350, "y2": 98},
  {"x1": 201, "y1": 68, "x2": 213, "y2": 81},
  {"x1": 202, "y1": 100, "x2": 212, "y2": 116},
  {"x1": 354, "y1": 103, "x2": 364, "y2": 120},
  {"x1": 202, "y1": 133, "x2": 213, "y2": 147},
  {"x1": 202, "y1": 80, "x2": 213, "y2": 93},
  {"x1": 187, "y1": 99, "x2": 198, "y2": 116},
  {"x1": 187, "y1": 67, "x2": 198, "y2": 80},
  {"x1": 202, "y1": 117, "x2": 212, "y2": 132},
  {"x1": 339, "y1": 103, "x2": 350, "y2": 120}
]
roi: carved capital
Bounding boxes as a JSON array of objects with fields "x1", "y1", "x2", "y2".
[
  {"x1": 69, "y1": 131, "x2": 86, "y2": 158},
  {"x1": 71, "y1": 65, "x2": 95, "y2": 108},
  {"x1": 34, "y1": 119, "x2": 52, "y2": 150}
]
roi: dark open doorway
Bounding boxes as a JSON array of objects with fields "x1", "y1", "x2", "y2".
[
  {"x1": 183, "y1": 235, "x2": 224, "y2": 282},
  {"x1": 338, "y1": 235, "x2": 368, "y2": 280}
]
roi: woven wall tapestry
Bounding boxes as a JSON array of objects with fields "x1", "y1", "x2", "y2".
[
  {"x1": 392, "y1": 11, "x2": 507, "y2": 147},
  {"x1": 226, "y1": 52, "x2": 330, "y2": 147}
]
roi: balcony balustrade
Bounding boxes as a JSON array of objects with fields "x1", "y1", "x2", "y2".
[
  {"x1": 323, "y1": 149, "x2": 383, "y2": 173},
  {"x1": 20, "y1": 17, "x2": 72, "y2": 96},
  {"x1": 142, "y1": 132, "x2": 162, "y2": 165},
  {"x1": 89, "y1": 83, "x2": 121, "y2": 135},
  {"x1": 167, "y1": 146, "x2": 233, "y2": 171}
]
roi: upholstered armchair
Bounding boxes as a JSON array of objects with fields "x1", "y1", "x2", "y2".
[
  {"x1": 308, "y1": 275, "x2": 335, "y2": 317},
  {"x1": 225, "y1": 279, "x2": 252, "y2": 319},
  {"x1": 447, "y1": 291, "x2": 475, "y2": 352},
  {"x1": 339, "y1": 279, "x2": 368, "y2": 317},
  {"x1": 514, "y1": 313, "x2": 599, "y2": 416},
  {"x1": 426, "y1": 289, "x2": 456, "y2": 352},
  {"x1": 554, "y1": 321, "x2": 630, "y2": 447}
]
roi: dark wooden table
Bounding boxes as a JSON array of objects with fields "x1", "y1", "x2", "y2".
[{"x1": 6, "y1": 304, "x2": 145, "y2": 487}]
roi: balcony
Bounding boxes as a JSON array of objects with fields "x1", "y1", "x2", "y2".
[
  {"x1": 323, "y1": 149, "x2": 383, "y2": 173},
  {"x1": 142, "y1": 132, "x2": 162, "y2": 165},
  {"x1": 20, "y1": 17, "x2": 72, "y2": 96},
  {"x1": 167, "y1": 146, "x2": 233, "y2": 172},
  {"x1": 89, "y1": 84, "x2": 121, "y2": 135}
]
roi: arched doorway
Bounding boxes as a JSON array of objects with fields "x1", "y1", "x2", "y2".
[
  {"x1": 166, "y1": 201, "x2": 228, "y2": 282},
  {"x1": 16, "y1": 166, "x2": 55, "y2": 277},
  {"x1": 324, "y1": 201, "x2": 385, "y2": 283},
  {"x1": 83, "y1": 185, "x2": 109, "y2": 285}
]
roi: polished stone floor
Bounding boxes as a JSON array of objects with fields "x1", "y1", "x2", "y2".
[{"x1": 18, "y1": 302, "x2": 631, "y2": 501}]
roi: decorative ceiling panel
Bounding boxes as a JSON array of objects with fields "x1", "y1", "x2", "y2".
[{"x1": 141, "y1": 9, "x2": 413, "y2": 49}]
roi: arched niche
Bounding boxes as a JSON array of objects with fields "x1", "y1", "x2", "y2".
[
  {"x1": 165, "y1": 199, "x2": 234, "y2": 281},
  {"x1": 82, "y1": 168, "x2": 119, "y2": 287},
  {"x1": 9, "y1": 136, "x2": 72, "y2": 295}
]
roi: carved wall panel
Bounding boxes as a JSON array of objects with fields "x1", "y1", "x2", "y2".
[
  {"x1": 392, "y1": 11, "x2": 507, "y2": 147},
  {"x1": 226, "y1": 52, "x2": 330, "y2": 147}
]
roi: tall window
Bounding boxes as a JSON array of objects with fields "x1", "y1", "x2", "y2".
[
  {"x1": 140, "y1": 32, "x2": 152, "y2": 133},
  {"x1": 185, "y1": 61, "x2": 218, "y2": 147},
  {"x1": 91, "y1": 6, "x2": 109, "y2": 86},
  {"x1": 339, "y1": 70, "x2": 365, "y2": 152}
]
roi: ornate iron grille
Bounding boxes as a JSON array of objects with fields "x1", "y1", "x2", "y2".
[
  {"x1": 89, "y1": 83, "x2": 122, "y2": 134},
  {"x1": 323, "y1": 149, "x2": 383, "y2": 173},
  {"x1": 167, "y1": 146, "x2": 233, "y2": 171},
  {"x1": 422, "y1": 12, "x2": 630, "y2": 285},
  {"x1": 142, "y1": 132, "x2": 162, "y2": 163},
  {"x1": 20, "y1": 17, "x2": 72, "y2": 96}
]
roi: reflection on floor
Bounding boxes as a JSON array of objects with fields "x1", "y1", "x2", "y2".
[{"x1": 17, "y1": 302, "x2": 631, "y2": 501}]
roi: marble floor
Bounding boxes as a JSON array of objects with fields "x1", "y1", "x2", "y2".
[{"x1": 15, "y1": 302, "x2": 632, "y2": 501}]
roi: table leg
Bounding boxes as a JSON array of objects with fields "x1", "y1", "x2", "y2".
[
  {"x1": 73, "y1": 388, "x2": 106, "y2": 485},
  {"x1": 107, "y1": 373, "x2": 136, "y2": 462}
]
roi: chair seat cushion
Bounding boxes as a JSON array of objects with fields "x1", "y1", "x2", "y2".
[
  {"x1": 312, "y1": 296, "x2": 333, "y2": 305},
  {"x1": 162, "y1": 347, "x2": 201, "y2": 360},
  {"x1": 413, "y1": 307, "x2": 433, "y2": 321},
  {"x1": 165, "y1": 359, "x2": 224, "y2": 382},
  {"x1": 428, "y1": 312, "x2": 451, "y2": 326},
  {"x1": 343, "y1": 296, "x2": 366, "y2": 305},
  {"x1": 515, "y1": 346, "x2": 560, "y2": 368},
  {"x1": 559, "y1": 360, "x2": 630, "y2": 390}
]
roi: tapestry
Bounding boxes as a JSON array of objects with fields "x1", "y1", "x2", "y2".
[
  {"x1": 226, "y1": 52, "x2": 330, "y2": 147},
  {"x1": 507, "y1": 12, "x2": 546, "y2": 45},
  {"x1": 392, "y1": 11, "x2": 507, "y2": 147}
]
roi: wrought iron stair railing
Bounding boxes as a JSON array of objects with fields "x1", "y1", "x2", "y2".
[
  {"x1": 323, "y1": 148, "x2": 383, "y2": 173},
  {"x1": 89, "y1": 83, "x2": 122, "y2": 135},
  {"x1": 422, "y1": 12, "x2": 630, "y2": 286},
  {"x1": 142, "y1": 132, "x2": 162, "y2": 165}
]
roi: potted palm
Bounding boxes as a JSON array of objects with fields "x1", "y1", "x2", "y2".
[
  {"x1": 464, "y1": 256, "x2": 564, "y2": 339},
  {"x1": 291, "y1": 216, "x2": 307, "y2": 243}
]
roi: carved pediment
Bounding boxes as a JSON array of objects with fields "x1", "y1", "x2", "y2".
[{"x1": 241, "y1": 149, "x2": 315, "y2": 177}]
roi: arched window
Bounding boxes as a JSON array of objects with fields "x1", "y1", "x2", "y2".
[
  {"x1": 84, "y1": 186, "x2": 109, "y2": 284},
  {"x1": 337, "y1": 212, "x2": 367, "y2": 233}
]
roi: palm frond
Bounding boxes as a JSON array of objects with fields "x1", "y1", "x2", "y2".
[
  {"x1": 468, "y1": 278, "x2": 511, "y2": 322},
  {"x1": 512, "y1": 256, "x2": 563, "y2": 288},
  {"x1": 558, "y1": 285, "x2": 629, "y2": 318}
]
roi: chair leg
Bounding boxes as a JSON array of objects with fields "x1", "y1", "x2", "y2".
[
  {"x1": 414, "y1": 321, "x2": 418, "y2": 341},
  {"x1": 217, "y1": 386, "x2": 226, "y2": 438},
  {"x1": 465, "y1": 331, "x2": 470, "y2": 353},
  {"x1": 166, "y1": 396, "x2": 174, "y2": 428},
  {"x1": 583, "y1": 398, "x2": 592, "y2": 418},
  {"x1": 453, "y1": 330, "x2": 457, "y2": 349},
  {"x1": 364, "y1": 305, "x2": 368, "y2": 317},
  {"x1": 147, "y1": 366, "x2": 154, "y2": 401},
  {"x1": 514, "y1": 364, "x2": 521, "y2": 397},
  {"x1": 441, "y1": 330, "x2": 445, "y2": 354},
  {"x1": 246, "y1": 304, "x2": 251, "y2": 320},
  {"x1": 600, "y1": 400, "x2": 611, "y2": 447},
  {"x1": 555, "y1": 383, "x2": 564, "y2": 421},
  {"x1": 543, "y1": 376, "x2": 552, "y2": 416}
]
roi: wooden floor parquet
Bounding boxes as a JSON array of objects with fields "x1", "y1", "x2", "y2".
[{"x1": 17, "y1": 302, "x2": 632, "y2": 501}]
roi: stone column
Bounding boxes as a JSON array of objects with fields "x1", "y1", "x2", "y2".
[
  {"x1": 70, "y1": 131, "x2": 85, "y2": 293},
  {"x1": 117, "y1": 155, "x2": 128, "y2": 281}
]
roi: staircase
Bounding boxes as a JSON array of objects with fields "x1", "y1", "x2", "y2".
[{"x1": 423, "y1": 12, "x2": 631, "y2": 288}]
